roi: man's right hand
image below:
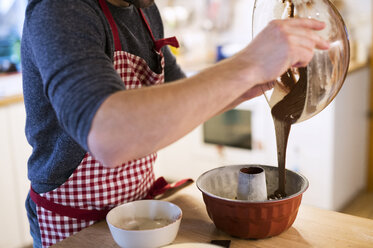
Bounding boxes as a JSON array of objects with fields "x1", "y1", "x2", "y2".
[{"x1": 235, "y1": 18, "x2": 330, "y2": 85}]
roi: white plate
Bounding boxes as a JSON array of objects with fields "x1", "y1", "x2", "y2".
[{"x1": 164, "y1": 243, "x2": 222, "y2": 248}]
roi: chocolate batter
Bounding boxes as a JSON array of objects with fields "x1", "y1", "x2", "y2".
[
  {"x1": 270, "y1": 0, "x2": 308, "y2": 199},
  {"x1": 270, "y1": 68, "x2": 307, "y2": 198}
]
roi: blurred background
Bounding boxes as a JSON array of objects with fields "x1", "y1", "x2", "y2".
[
  {"x1": 0, "y1": 0, "x2": 24, "y2": 73},
  {"x1": 0, "y1": 0, "x2": 372, "y2": 247}
]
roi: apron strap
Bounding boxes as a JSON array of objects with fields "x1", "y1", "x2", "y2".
[
  {"x1": 145, "y1": 177, "x2": 194, "y2": 199},
  {"x1": 138, "y1": 9, "x2": 180, "y2": 52},
  {"x1": 98, "y1": 0, "x2": 123, "y2": 51},
  {"x1": 30, "y1": 186, "x2": 109, "y2": 221},
  {"x1": 98, "y1": 0, "x2": 180, "y2": 53},
  {"x1": 30, "y1": 177, "x2": 193, "y2": 221}
]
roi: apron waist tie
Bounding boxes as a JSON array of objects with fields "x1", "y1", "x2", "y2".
[
  {"x1": 30, "y1": 177, "x2": 193, "y2": 221},
  {"x1": 154, "y1": 36, "x2": 179, "y2": 53},
  {"x1": 145, "y1": 177, "x2": 193, "y2": 199},
  {"x1": 30, "y1": 186, "x2": 109, "y2": 221}
]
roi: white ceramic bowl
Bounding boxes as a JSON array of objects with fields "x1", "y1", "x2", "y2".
[{"x1": 106, "y1": 200, "x2": 182, "y2": 248}]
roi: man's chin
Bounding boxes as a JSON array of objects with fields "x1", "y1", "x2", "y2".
[{"x1": 126, "y1": 0, "x2": 155, "y2": 8}]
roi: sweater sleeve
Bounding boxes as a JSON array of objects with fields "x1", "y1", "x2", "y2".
[
  {"x1": 162, "y1": 45, "x2": 186, "y2": 82},
  {"x1": 24, "y1": 0, "x2": 124, "y2": 150}
]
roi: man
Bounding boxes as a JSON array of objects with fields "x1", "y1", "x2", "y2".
[{"x1": 21, "y1": 0, "x2": 329, "y2": 247}]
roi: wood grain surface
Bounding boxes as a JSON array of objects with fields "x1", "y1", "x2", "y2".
[
  {"x1": 52, "y1": 184, "x2": 373, "y2": 248},
  {"x1": 0, "y1": 94, "x2": 23, "y2": 107}
]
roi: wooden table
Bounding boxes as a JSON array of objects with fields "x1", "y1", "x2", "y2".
[{"x1": 52, "y1": 184, "x2": 373, "y2": 248}]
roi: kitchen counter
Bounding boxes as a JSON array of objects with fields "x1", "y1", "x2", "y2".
[
  {"x1": 52, "y1": 183, "x2": 373, "y2": 248},
  {"x1": 0, "y1": 94, "x2": 23, "y2": 107},
  {"x1": 0, "y1": 73, "x2": 23, "y2": 107}
]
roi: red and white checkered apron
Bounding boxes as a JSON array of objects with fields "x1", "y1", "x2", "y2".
[{"x1": 29, "y1": 1, "x2": 184, "y2": 247}]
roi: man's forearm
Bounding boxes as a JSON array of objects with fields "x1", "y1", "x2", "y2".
[
  {"x1": 87, "y1": 18, "x2": 329, "y2": 167},
  {"x1": 87, "y1": 56, "x2": 255, "y2": 167}
]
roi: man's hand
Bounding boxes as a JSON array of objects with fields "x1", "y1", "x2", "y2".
[
  {"x1": 236, "y1": 18, "x2": 329, "y2": 85},
  {"x1": 219, "y1": 18, "x2": 329, "y2": 113}
]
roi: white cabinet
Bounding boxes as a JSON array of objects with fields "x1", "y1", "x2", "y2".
[
  {"x1": 0, "y1": 100, "x2": 32, "y2": 246},
  {"x1": 154, "y1": 66, "x2": 370, "y2": 211},
  {"x1": 9, "y1": 103, "x2": 33, "y2": 247},
  {"x1": 0, "y1": 106, "x2": 21, "y2": 247}
]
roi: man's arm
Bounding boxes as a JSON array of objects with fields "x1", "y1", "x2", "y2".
[{"x1": 88, "y1": 18, "x2": 330, "y2": 167}]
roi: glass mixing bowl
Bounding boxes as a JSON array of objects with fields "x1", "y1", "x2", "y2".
[{"x1": 252, "y1": 0, "x2": 350, "y2": 123}]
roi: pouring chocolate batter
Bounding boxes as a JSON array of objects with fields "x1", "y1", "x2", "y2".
[
  {"x1": 270, "y1": 67, "x2": 307, "y2": 199},
  {"x1": 270, "y1": 0, "x2": 308, "y2": 199},
  {"x1": 249, "y1": 0, "x2": 349, "y2": 200}
]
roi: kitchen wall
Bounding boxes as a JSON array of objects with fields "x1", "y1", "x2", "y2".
[{"x1": 333, "y1": 0, "x2": 371, "y2": 65}]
